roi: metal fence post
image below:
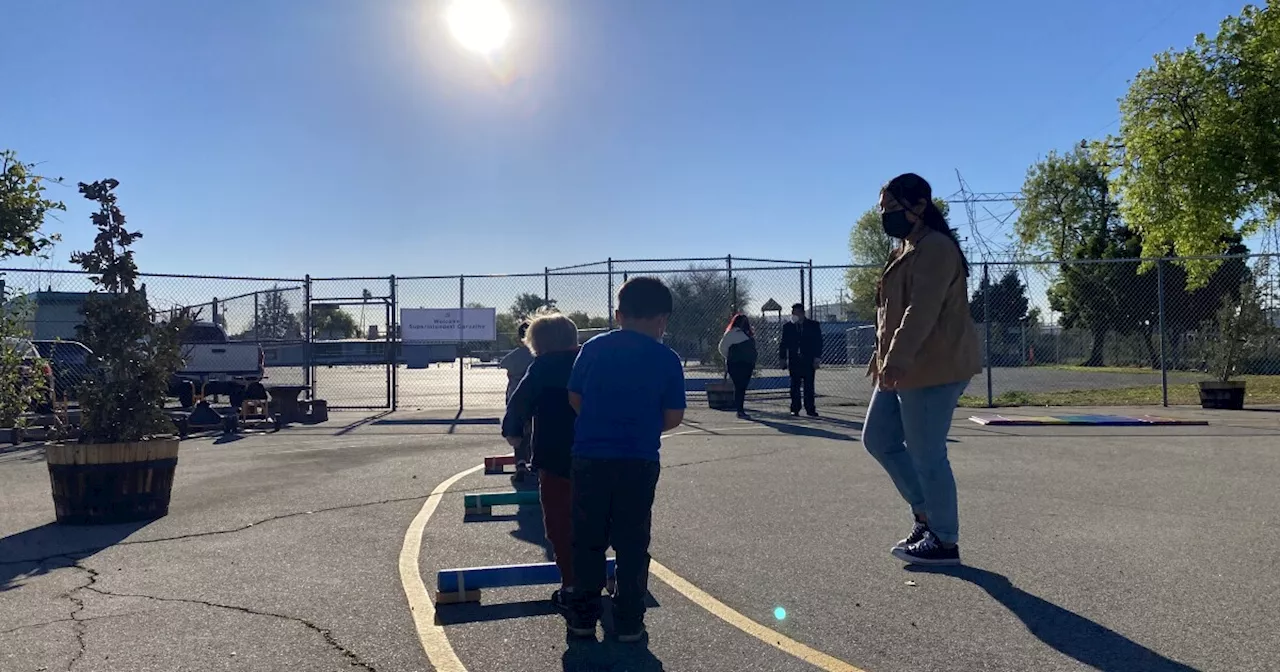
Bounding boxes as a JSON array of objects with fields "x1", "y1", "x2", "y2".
[
  {"x1": 799, "y1": 266, "x2": 806, "y2": 309},
  {"x1": 390, "y1": 274, "x2": 397, "y2": 412},
  {"x1": 304, "y1": 275, "x2": 313, "y2": 397},
  {"x1": 544, "y1": 266, "x2": 550, "y2": 306},
  {"x1": 211, "y1": 297, "x2": 219, "y2": 326},
  {"x1": 727, "y1": 255, "x2": 734, "y2": 312},
  {"x1": 253, "y1": 291, "x2": 259, "y2": 338},
  {"x1": 808, "y1": 259, "x2": 815, "y2": 315},
  {"x1": 458, "y1": 275, "x2": 465, "y2": 413},
  {"x1": 983, "y1": 263, "x2": 993, "y2": 407},
  {"x1": 1157, "y1": 259, "x2": 1168, "y2": 407},
  {"x1": 607, "y1": 258, "x2": 615, "y2": 328}
]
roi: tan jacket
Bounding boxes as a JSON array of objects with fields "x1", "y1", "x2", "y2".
[{"x1": 867, "y1": 229, "x2": 982, "y2": 390}]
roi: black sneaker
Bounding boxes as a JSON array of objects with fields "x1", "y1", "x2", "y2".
[
  {"x1": 791, "y1": 410, "x2": 800, "y2": 417},
  {"x1": 736, "y1": 411, "x2": 750, "y2": 420},
  {"x1": 551, "y1": 588, "x2": 572, "y2": 615},
  {"x1": 891, "y1": 531, "x2": 960, "y2": 566},
  {"x1": 892, "y1": 520, "x2": 930, "y2": 552},
  {"x1": 615, "y1": 621, "x2": 647, "y2": 643},
  {"x1": 806, "y1": 410, "x2": 819, "y2": 418}
]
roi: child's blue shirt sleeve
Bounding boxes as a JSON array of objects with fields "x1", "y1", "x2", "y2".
[{"x1": 662, "y1": 349, "x2": 687, "y2": 410}]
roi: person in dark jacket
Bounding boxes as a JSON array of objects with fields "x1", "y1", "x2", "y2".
[
  {"x1": 779, "y1": 303, "x2": 824, "y2": 417},
  {"x1": 500, "y1": 313, "x2": 580, "y2": 612},
  {"x1": 717, "y1": 313, "x2": 758, "y2": 419},
  {"x1": 500, "y1": 321, "x2": 535, "y2": 482}
]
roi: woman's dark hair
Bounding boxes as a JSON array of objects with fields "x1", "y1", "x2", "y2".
[
  {"x1": 725, "y1": 312, "x2": 753, "y2": 337},
  {"x1": 883, "y1": 173, "x2": 969, "y2": 276}
]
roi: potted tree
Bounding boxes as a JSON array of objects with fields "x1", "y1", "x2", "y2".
[
  {"x1": 45, "y1": 179, "x2": 190, "y2": 524},
  {"x1": 1197, "y1": 281, "x2": 1267, "y2": 410}
]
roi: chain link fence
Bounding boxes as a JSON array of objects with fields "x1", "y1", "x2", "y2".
[{"x1": 6, "y1": 252, "x2": 1278, "y2": 413}]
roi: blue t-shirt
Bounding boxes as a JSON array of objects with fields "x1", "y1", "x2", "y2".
[{"x1": 568, "y1": 329, "x2": 687, "y2": 461}]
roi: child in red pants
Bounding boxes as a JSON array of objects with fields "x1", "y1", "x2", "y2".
[{"x1": 500, "y1": 313, "x2": 580, "y2": 611}]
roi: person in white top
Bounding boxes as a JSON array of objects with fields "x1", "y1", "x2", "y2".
[{"x1": 717, "y1": 313, "x2": 758, "y2": 419}]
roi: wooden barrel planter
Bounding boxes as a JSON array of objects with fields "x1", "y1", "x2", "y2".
[
  {"x1": 46, "y1": 439, "x2": 180, "y2": 525},
  {"x1": 706, "y1": 380, "x2": 737, "y2": 411}
]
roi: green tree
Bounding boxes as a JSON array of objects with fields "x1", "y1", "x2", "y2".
[
  {"x1": 511, "y1": 292, "x2": 554, "y2": 319},
  {"x1": 312, "y1": 304, "x2": 360, "y2": 339},
  {"x1": 1116, "y1": 3, "x2": 1280, "y2": 284},
  {"x1": 0, "y1": 150, "x2": 63, "y2": 259},
  {"x1": 72, "y1": 179, "x2": 189, "y2": 443},
  {"x1": 1016, "y1": 146, "x2": 1119, "y2": 260},
  {"x1": 846, "y1": 199, "x2": 950, "y2": 321},
  {"x1": 242, "y1": 287, "x2": 302, "y2": 340},
  {"x1": 565, "y1": 311, "x2": 609, "y2": 329},
  {"x1": 0, "y1": 150, "x2": 63, "y2": 423},
  {"x1": 970, "y1": 269, "x2": 1029, "y2": 325},
  {"x1": 665, "y1": 268, "x2": 750, "y2": 364}
]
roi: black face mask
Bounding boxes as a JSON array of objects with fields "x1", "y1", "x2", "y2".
[{"x1": 880, "y1": 209, "x2": 913, "y2": 239}]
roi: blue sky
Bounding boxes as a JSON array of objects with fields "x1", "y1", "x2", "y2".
[{"x1": 2, "y1": 0, "x2": 1247, "y2": 282}]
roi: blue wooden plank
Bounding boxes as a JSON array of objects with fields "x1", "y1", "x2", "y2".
[{"x1": 437, "y1": 558, "x2": 617, "y2": 593}]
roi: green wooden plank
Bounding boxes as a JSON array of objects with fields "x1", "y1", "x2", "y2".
[{"x1": 463, "y1": 490, "x2": 541, "y2": 509}]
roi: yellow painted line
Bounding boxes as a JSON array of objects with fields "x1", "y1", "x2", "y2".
[
  {"x1": 398, "y1": 463, "x2": 483, "y2": 672},
  {"x1": 648, "y1": 560, "x2": 866, "y2": 672},
  {"x1": 401, "y1": 421, "x2": 862, "y2": 672}
]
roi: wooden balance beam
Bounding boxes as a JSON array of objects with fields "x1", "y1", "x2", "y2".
[
  {"x1": 435, "y1": 558, "x2": 618, "y2": 604},
  {"x1": 484, "y1": 454, "x2": 516, "y2": 474},
  {"x1": 463, "y1": 490, "x2": 541, "y2": 516}
]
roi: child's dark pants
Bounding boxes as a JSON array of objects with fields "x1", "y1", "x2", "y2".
[{"x1": 569, "y1": 457, "x2": 661, "y2": 628}]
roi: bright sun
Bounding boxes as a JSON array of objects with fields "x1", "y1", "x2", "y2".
[{"x1": 445, "y1": 0, "x2": 513, "y2": 55}]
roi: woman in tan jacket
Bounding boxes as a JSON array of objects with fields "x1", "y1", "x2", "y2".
[{"x1": 862, "y1": 173, "x2": 982, "y2": 566}]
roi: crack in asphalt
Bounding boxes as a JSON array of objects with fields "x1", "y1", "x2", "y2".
[
  {"x1": 62, "y1": 562, "x2": 96, "y2": 671},
  {"x1": 78, "y1": 582, "x2": 378, "y2": 672}
]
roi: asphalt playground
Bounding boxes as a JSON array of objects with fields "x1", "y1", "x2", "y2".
[{"x1": 2, "y1": 402, "x2": 1278, "y2": 671}]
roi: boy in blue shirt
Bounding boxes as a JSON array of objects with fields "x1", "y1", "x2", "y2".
[{"x1": 566, "y1": 276, "x2": 686, "y2": 642}]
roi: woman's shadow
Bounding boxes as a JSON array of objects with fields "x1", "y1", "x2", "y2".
[{"x1": 906, "y1": 565, "x2": 1201, "y2": 672}]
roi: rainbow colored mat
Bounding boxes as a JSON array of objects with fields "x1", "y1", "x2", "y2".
[{"x1": 969, "y1": 414, "x2": 1208, "y2": 426}]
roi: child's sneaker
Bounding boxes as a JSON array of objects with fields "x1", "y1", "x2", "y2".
[
  {"x1": 550, "y1": 588, "x2": 572, "y2": 615},
  {"x1": 615, "y1": 620, "x2": 647, "y2": 643},
  {"x1": 566, "y1": 613, "x2": 597, "y2": 638}
]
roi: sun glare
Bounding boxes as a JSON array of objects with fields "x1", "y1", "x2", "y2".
[{"x1": 445, "y1": 0, "x2": 513, "y2": 55}]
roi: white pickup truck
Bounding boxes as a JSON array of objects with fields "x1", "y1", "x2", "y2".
[{"x1": 170, "y1": 321, "x2": 265, "y2": 408}]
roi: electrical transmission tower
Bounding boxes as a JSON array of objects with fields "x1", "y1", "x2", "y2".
[{"x1": 945, "y1": 169, "x2": 1023, "y2": 263}]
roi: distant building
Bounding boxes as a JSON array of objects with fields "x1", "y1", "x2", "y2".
[{"x1": 5, "y1": 291, "x2": 90, "y2": 340}]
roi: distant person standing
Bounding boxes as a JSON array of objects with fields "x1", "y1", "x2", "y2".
[
  {"x1": 862, "y1": 172, "x2": 981, "y2": 566},
  {"x1": 500, "y1": 321, "x2": 535, "y2": 481},
  {"x1": 717, "y1": 313, "x2": 758, "y2": 419},
  {"x1": 779, "y1": 303, "x2": 823, "y2": 417}
]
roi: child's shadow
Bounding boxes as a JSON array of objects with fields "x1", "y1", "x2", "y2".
[
  {"x1": 563, "y1": 636, "x2": 665, "y2": 672},
  {"x1": 509, "y1": 501, "x2": 555, "y2": 562}
]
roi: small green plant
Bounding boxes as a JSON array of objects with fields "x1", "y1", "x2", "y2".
[
  {"x1": 71, "y1": 179, "x2": 189, "y2": 444},
  {"x1": 1202, "y1": 280, "x2": 1269, "y2": 383},
  {"x1": 0, "y1": 295, "x2": 48, "y2": 429}
]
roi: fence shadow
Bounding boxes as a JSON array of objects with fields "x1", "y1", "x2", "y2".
[{"x1": 905, "y1": 565, "x2": 1201, "y2": 672}]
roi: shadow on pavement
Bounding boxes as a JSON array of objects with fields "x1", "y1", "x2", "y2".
[
  {"x1": 331, "y1": 410, "x2": 395, "y2": 436},
  {"x1": 563, "y1": 635, "x2": 665, "y2": 672},
  {"x1": 510, "y1": 502, "x2": 555, "y2": 563},
  {"x1": 755, "y1": 418, "x2": 858, "y2": 442},
  {"x1": 0, "y1": 520, "x2": 149, "y2": 591},
  {"x1": 906, "y1": 565, "x2": 1201, "y2": 672}
]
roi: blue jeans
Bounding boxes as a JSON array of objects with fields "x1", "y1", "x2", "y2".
[{"x1": 861, "y1": 380, "x2": 967, "y2": 544}]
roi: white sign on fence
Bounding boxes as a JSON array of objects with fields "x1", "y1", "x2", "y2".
[{"x1": 401, "y1": 308, "x2": 496, "y2": 342}]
